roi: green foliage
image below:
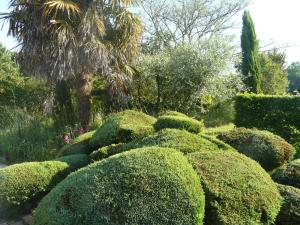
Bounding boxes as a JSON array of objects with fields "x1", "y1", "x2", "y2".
[
  {"x1": 241, "y1": 11, "x2": 261, "y2": 93},
  {"x1": 235, "y1": 93, "x2": 300, "y2": 143},
  {"x1": 132, "y1": 41, "x2": 242, "y2": 115},
  {"x1": 259, "y1": 51, "x2": 288, "y2": 95},
  {"x1": 0, "y1": 44, "x2": 48, "y2": 115},
  {"x1": 288, "y1": 62, "x2": 300, "y2": 93},
  {"x1": 159, "y1": 110, "x2": 189, "y2": 117},
  {"x1": 0, "y1": 119, "x2": 59, "y2": 163},
  {"x1": 201, "y1": 101, "x2": 236, "y2": 127},
  {"x1": 58, "y1": 131, "x2": 96, "y2": 156},
  {"x1": 199, "y1": 134, "x2": 236, "y2": 152},
  {"x1": 53, "y1": 80, "x2": 76, "y2": 131},
  {"x1": 218, "y1": 128, "x2": 295, "y2": 171},
  {"x1": 154, "y1": 115, "x2": 204, "y2": 133},
  {"x1": 294, "y1": 142, "x2": 300, "y2": 159},
  {"x1": 272, "y1": 159, "x2": 300, "y2": 188},
  {"x1": 90, "y1": 128, "x2": 224, "y2": 162},
  {"x1": 32, "y1": 147, "x2": 205, "y2": 225},
  {"x1": 187, "y1": 151, "x2": 282, "y2": 225},
  {"x1": 0, "y1": 154, "x2": 89, "y2": 220},
  {"x1": 204, "y1": 123, "x2": 235, "y2": 136},
  {"x1": 89, "y1": 110, "x2": 156, "y2": 148},
  {"x1": 275, "y1": 184, "x2": 300, "y2": 225}
]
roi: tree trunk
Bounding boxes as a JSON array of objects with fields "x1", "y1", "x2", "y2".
[{"x1": 76, "y1": 73, "x2": 92, "y2": 132}]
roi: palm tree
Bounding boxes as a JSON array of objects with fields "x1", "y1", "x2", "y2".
[{"x1": 2, "y1": 0, "x2": 142, "y2": 130}]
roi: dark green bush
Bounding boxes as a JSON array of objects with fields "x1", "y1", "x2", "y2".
[
  {"x1": 58, "y1": 131, "x2": 96, "y2": 156},
  {"x1": 89, "y1": 110, "x2": 156, "y2": 148},
  {"x1": 275, "y1": 184, "x2": 300, "y2": 225},
  {"x1": 235, "y1": 94, "x2": 300, "y2": 143},
  {"x1": 32, "y1": 147, "x2": 205, "y2": 225},
  {"x1": 272, "y1": 159, "x2": 300, "y2": 188},
  {"x1": 188, "y1": 151, "x2": 282, "y2": 225},
  {"x1": 154, "y1": 115, "x2": 204, "y2": 133},
  {"x1": 199, "y1": 134, "x2": 236, "y2": 151},
  {"x1": 218, "y1": 128, "x2": 295, "y2": 171},
  {"x1": 91, "y1": 128, "x2": 224, "y2": 162},
  {"x1": 293, "y1": 142, "x2": 300, "y2": 159},
  {"x1": 0, "y1": 154, "x2": 89, "y2": 220}
]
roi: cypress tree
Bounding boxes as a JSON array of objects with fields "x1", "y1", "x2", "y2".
[{"x1": 241, "y1": 11, "x2": 261, "y2": 93}]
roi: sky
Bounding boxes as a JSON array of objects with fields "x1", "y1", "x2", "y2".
[{"x1": 0, "y1": 0, "x2": 300, "y2": 64}]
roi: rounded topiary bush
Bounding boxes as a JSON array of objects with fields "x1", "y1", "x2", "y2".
[
  {"x1": 218, "y1": 128, "x2": 295, "y2": 171},
  {"x1": 32, "y1": 147, "x2": 205, "y2": 225},
  {"x1": 154, "y1": 115, "x2": 204, "y2": 133},
  {"x1": 272, "y1": 159, "x2": 300, "y2": 188},
  {"x1": 0, "y1": 154, "x2": 89, "y2": 220},
  {"x1": 275, "y1": 184, "x2": 300, "y2": 225},
  {"x1": 89, "y1": 110, "x2": 156, "y2": 148},
  {"x1": 159, "y1": 110, "x2": 189, "y2": 117},
  {"x1": 90, "y1": 128, "x2": 226, "y2": 162},
  {"x1": 58, "y1": 130, "x2": 96, "y2": 156},
  {"x1": 187, "y1": 151, "x2": 282, "y2": 225}
]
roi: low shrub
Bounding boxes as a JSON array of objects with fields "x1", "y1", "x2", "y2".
[
  {"x1": 293, "y1": 142, "x2": 300, "y2": 159},
  {"x1": 272, "y1": 159, "x2": 300, "y2": 188},
  {"x1": 187, "y1": 151, "x2": 282, "y2": 225},
  {"x1": 89, "y1": 110, "x2": 156, "y2": 148},
  {"x1": 91, "y1": 129, "x2": 224, "y2": 162},
  {"x1": 57, "y1": 131, "x2": 96, "y2": 156},
  {"x1": 218, "y1": 128, "x2": 295, "y2": 171},
  {"x1": 0, "y1": 154, "x2": 89, "y2": 220},
  {"x1": 199, "y1": 134, "x2": 236, "y2": 151},
  {"x1": 275, "y1": 184, "x2": 300, "y2": 225},
  {"x1": 159, "y1": 110, "x2": 189, "y2": 117},
  {"x1": 154, "y1": 115, "x2": 204, "y2": 133},
  {"x1": 32, "y1": 147, "x2": 205, "y2": 225}
]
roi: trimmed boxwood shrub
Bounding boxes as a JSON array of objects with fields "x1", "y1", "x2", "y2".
[
  {"x1": 90, "y1": 129, "x2": 224, "y2": 162},
  {"x1": 272, "y1": 159, "x2": 300, "y2": 188},
  {"x1": 235, "y1": 94, "x2": 300, "y2": 142},
  {"x1": 275, "y1": 184, "x2": 300, "y2": 225},
  {"x1": 199, "y1": 134, "x2": 236, "y2": 151},
  {"x1": 188, "y1": 151, "x2": 282, "y2": 225},
  {"x1": 58, "y1": 131, "x2": 96, "y2": 156},
  {"x1": 218, "y1": 128, "x2": 295, "y2": 171},
  {"x1": 89, "y1": 110, "x2": 156, "y2": 148},
  {"x1": 0, "y1": 154, "x2": 89, "y2": 220},
  {"x1": 159, "y1": 110, "x2": 189, "y2": 117},
  {"x1": 32, "y1": 147, "x2": 205, "y2": 225},
  {"x1": 154, "y1": 115, "x2": 204, "y2": 133}
]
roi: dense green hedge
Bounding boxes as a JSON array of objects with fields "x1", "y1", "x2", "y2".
[
  {"x1": 272, "y1": 159, "x2": 300, "y2": 188},
  {"x1": 58, "y1": 131, "x2": 96, "y2": 156},
  {"x1": 90, "y1": 129, "x2": 224, "y2": 162},
  {"x1": 0, "y1": 154, "x2": 89, "y2": 220},
  {"x1": 275, "y1": 184, "x2": 300, "y2": 225},
  {"x1": 89, "y1": 110, "x2": 156, "y2": 148},
  {"x1": 187, "y1": 151, "x2": 282, "y2": 225},
  {"x1": 32, "y1": 147, "x2": 205, "y2": 225},
  {"x1": 235, "y1": 94, "x2": 300, "y2": 142},
  {"x1": 218, "y1": 128, "x2": 295, "y2": 171},
  {"x1": 154, "y1": 115, "x2": 204, "y2": 133}
]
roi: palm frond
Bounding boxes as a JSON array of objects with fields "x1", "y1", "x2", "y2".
[{"x1": 43, "y1": 0, "x2": 80, "y2": 17}]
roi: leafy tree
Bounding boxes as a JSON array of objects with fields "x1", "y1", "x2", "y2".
[
  {"x1": 0, "y1": 43, "x2": 47, "y2": 112},
  {"x1": 133, "y1": 39, "x2": 244, "y2": 116},
  {"x1": 241, "y1": 11, "x2": 261, "y2": 93},
  {"x1": 287, "y1": 62, "x2": 300, "y2": 93},
  {"x1": 4, "y1": 0, "x2": 142, "y2": 130},
  {"x1": 260, "y1": 50, "x2": 288, "y2": 95}
]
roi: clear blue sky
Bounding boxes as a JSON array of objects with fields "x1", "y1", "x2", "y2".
[{"x1": 1, "y1": 0, "x2": 300, "y2": 64}]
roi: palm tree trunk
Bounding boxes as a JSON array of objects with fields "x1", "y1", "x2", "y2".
[{"x1": 76, "y1": 72, "x2": 92, "y2": 131}]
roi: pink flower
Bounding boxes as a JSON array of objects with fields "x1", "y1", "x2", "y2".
[{"x1": 63, "y1": 134, "x2": 70, "y2": 144}]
